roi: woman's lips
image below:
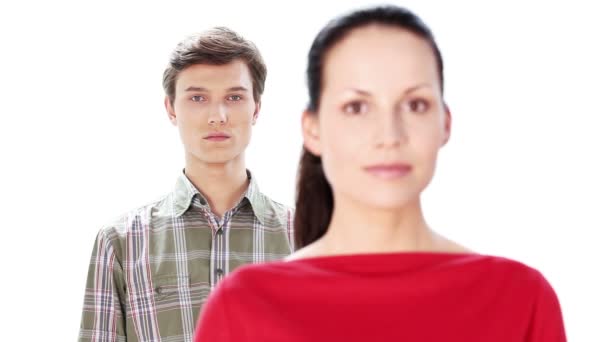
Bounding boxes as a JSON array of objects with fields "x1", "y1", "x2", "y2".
[{"x1": 363, "y1": 163, "x2": 412, "y2": 179}]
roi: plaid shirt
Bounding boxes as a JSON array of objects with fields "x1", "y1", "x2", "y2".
[{"x1": 79, "y1": 171, "x2": 294, "y2": 342}]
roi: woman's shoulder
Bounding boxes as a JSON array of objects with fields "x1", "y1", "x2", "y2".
[
  {"x1": 445, "y1": 253, "x2": 546, "y2": 284},
  {"x1": 462, "y1": 254, "x2": 559, "y2": 302},
  {"x1": 478, "y1": 254, "x2": 545, "y2": 279}
]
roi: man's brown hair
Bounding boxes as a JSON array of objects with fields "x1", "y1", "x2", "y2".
[{"x1": 162, "y1": 27, "x2": 267, "y2": 105}]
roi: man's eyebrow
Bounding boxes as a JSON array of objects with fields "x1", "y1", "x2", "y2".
[{"x1": 184, "y1": 86, "x2": 208, "y2": 92}]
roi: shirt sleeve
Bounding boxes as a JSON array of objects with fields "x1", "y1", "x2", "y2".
[
  {"x1": 78, "y1": 229, "x2": 127, "y2": 342},
  {"x1": 287, "y1": 207, "x2": 295, "y2": 252},
  {"x1": 194, "y1": 281, "x2": 233, "y2": 342},
  {"x1": 526, "y1": 271, "x2": 567, "y2": 342}
]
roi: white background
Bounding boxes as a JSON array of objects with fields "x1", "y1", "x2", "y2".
[{"x1": 0, "y1": 0, "x2": 606, "y2": 340}]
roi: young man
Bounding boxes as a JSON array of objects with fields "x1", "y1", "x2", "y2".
[{"x1": 78, "y1": 27, "x2": 293, "y2": 342}]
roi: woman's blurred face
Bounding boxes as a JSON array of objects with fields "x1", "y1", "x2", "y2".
[{"x1": 303, "y1": 25, "x2": 451, "y2": 209}]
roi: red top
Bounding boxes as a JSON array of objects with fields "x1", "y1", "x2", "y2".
[{"x1": 194, "y1": 253, "x2": 566, "y2": 341}]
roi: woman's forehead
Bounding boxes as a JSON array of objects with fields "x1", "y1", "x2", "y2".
[{"x1": 322, "y1": 26, "x2": 440, "y2": 93}]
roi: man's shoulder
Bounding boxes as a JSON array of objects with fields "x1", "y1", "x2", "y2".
[
  {"x1": 264, "y1": 196, "x2": 294, "y2": 215},
  {"x1": 257, "y1": 193, "x2": 294, "y2": 227},
  {"x1": 96, "y1": 192, "x2": 174, "y2": 241}
]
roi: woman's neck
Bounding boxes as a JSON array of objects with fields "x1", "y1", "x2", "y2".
[{"x1": 318, "y1": 195, "x2": 437, "y2": 255}]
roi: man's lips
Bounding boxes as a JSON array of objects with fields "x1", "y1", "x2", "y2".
[{"x1": 204, "y1": 132, "x2": 231, "y2": 141}]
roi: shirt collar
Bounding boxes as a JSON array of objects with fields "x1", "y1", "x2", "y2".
[{"x1": 173, "y1": 169, "x2": 266, "y2": 222}]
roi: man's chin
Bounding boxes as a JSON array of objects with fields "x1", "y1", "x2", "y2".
[{"x1": 196, "y1": 154, "x2": 243, "y2": 166}]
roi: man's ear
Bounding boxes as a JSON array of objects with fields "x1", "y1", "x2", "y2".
[
  {"x1": 164, "y1": 96, "x2": 177, "y2": 126},
  {"x1": 302, "y1": 110, "x2": 321, "y2": 156},
  {"x1": 252, "y1": 101, "x2": 261, "y2": 125}
]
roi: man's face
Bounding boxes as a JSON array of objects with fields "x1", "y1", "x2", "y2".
[{"x1": 166, "y1": 60, "x2": 259, "y2": 165}]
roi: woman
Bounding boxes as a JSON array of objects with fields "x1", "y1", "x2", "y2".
[{"x1": 194, "y1": 5, "x2": 566, "y2": 341}]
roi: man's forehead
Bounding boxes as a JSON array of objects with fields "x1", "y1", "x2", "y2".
[{"x1": 176, "y1": 62, "x2": 253, "y2": 91}]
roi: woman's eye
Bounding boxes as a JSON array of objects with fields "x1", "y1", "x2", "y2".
[
  {"x1": 407, "y1": 99, "x2": 429, "y2": 113},
  {"x1": 343, "y1": 101, "x2": 368, "y2": 115}
]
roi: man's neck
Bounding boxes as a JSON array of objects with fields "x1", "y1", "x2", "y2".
[{"x1": 184, "y1": 157, "x2": 249, "y2": 217}]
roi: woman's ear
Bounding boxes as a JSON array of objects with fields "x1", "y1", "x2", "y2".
[
  {"x1": 442, "y1": 103, "x2": 452, "y2": 146},
  {"x1": 302, "y1": 110, "x2": 321, "y2": 156}
]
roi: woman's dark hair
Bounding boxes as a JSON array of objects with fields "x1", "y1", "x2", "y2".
[{"x1": 295, "y1": 5, "x2": 445, "y2": 249}]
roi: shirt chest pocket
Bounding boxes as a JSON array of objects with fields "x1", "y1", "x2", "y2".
[
  {"x1": 125, "y1": 274, "x2": 191, "y2": 309},
  {"x1": 150, "y1": 274, "x2": 191, "y2": 302},
  {"x1": 125, "y1": 275, "x2": 194, "y2": 340}
]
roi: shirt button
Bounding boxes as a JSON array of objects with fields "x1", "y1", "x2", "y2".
[
  {"x1": 217, "y1": 228, "x2": 223, "y2": 235},
  {"x1": 216, "y1": 268, "x2": 224, "y2": 276}
]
